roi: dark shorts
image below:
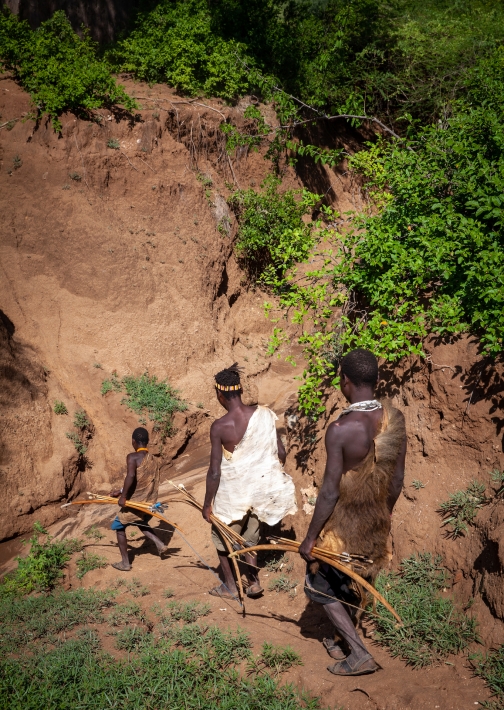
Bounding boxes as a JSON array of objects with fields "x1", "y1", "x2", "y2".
[
  {"x1": 304, "y1": 563, "x2": 360, "y2": 606},
  {"x1": 111, "y1": 514, "x2": 152, "y2": 532}
]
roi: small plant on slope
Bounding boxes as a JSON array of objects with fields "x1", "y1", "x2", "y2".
[
  {"x1": 53, "y1": 399, "x2": 67, "y2": 415},
  {"x1": 373, "y1": 553, "x2": 479, "y2": 667},
  {"x1": 73, "y1": 409, "x2": 90, "y2": 429},
  {"x1": 75, "y1": 552, "x2": 107, "y2": 579},
  {"x1": 121, "y1": 372, "x2": 187, "y2": 439},
  {"x1": 66, "y1": 431, "x2": 87, "y2": 456},
  {"x1": 438, "y1": 480, "x2": 487, "y2": 538}
]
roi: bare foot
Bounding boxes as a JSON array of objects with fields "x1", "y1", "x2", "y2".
[
  {"x1": 112, "y1": 561, "x2": 131, "y2": 571},
  {"x1": 208, "y1": 584, "x2": 238, "y2": 600}
]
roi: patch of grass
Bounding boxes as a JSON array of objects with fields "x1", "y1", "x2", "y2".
[
  {"x1": 265, "y1": 553, "x2": 293, "y2": 573},
  {"x1": 0, "y1": 525, "x2": 82, "y2": 598},
  {"x1": 126, "y1": 577, "x2": 150, "y2": 598},
  {"x1": 93, "y1": 362, "x2": 103, "y2": 369},
  {"x1": 268, "y1": 573, "x2": 297, "y2": 597},
  {"x1": 121, "y1": 372, "x2": 187, "y2": 439},
  {"x1": 69, "y1": 171, "x2": 82, "y2": 181},
  {"x1": 84, "y1": 525, "x2": 105, "y2": 542},
  {"x1": 196, "y1": 401, "x2": 204, "y2": 408},
  {"x1": 107, "y1": 138, "x2": 120, "y2": 149},
  {"x1": 12, "y1": 154, "x2": 22, "y2": 169},
  {"x1": 115, "y1": 626, "x2": 151, "y2": 651},
  {"x1": 53, "y1": 399, "x2": 67, "y2": 415},
  {"x1": 166, "y1": 600, "x2": 210, "y2": 623},
  {"x1": 0, "y1": 623, "x2": 325, "y2": 709},
  {"x1": 0, "y1": 588, "x2": 116, "y2": 655},
  {"x1": 411, "y1": 480, "x2": 425, "y2": 490},
  {"x1": 250, "y1": 642, "x2": 303, "y2": 674},
  {"x1": 162, "y1": 588, "x2": 175, "y2": 598},
  {"x1": 62, "y1": 184, "x2": 70, "y2": 189},
  {"x1": 65, "y1": 431, "x2": 87, "y2": 455},
  {"x1": 373, "y1": 553, "x2": 479, "y2": 667},
  {"x1": 76, "y1": 552, "x2": 108, "y2": 579},
  {"x1": 100, "y1": 372, "x2": 122, "y2": 395},
  {"x1": 107, "y1": 600, "x2": 145, "y2": 626},
  {"x1": 470, "y1": 645, "x2": 504, "y2": 709},
  {"x1": 439, "y1": 480, "x2": 487, "y2": 538},
  {"x1": 73, "y1": 409, "x2": 90, "y2": 429}
]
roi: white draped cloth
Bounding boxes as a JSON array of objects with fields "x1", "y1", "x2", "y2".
[{"x1": 213, "y1": 405, "x2": 298, "y2": 525}]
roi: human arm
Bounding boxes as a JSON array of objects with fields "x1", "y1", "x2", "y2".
[
  {"x1": 202, "y1": 421, "x2": 222, "y2": 523},
  {"x1": 277, "y1": 432, "x2": 287, "y2": 465},
  {"x1": 117, "y1": 454, "x2": 137, "y2": 508},
  {"x1": 387, "y1": 429, "x2": 407, "y2": 514},
  {"x1": 299, "y1": 423, "x2": 344, "y2": 561}
]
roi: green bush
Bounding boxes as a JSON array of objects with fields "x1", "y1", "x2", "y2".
[
  {"x1": 373, "y1": 553, "x2": 479, "y2": 667},
  {"x1": 53, "y1": 400, "x2": 67, "y2": 415},
  {"x1": 76, "y1": 552, "x2": 108, "y2": 580},
  {"x1": 121, "y1": 372, "x2": 187, "y2": 439},
  {"x1": 0, "y1": 526, "x2": 82, "y2": 597},
  {"x1": 231, "y1": 176, "x2": 320, "y2": 286},
  {"x1": 0, "y1": 9, "x2": 135, "y2": 130},
  {"x1": 73, "y1": 409, "x2": 90, "y2": 430},
  {"x1": 66, "y1": 431, "x2": 87, "y2": 456},
  {"x1": 107, "y1": 0, "x2": 251, "y2": 101}
]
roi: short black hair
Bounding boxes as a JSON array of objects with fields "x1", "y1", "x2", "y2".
[
  {"x1": 132, "y1": 427, "x2": 149, "y2": 445},
  {"x1": 340, "y1": 348, "x2": 378, "y2": 387},
  {"x1": 214, "y1": 362, "x2": 243, "y2": 400}
]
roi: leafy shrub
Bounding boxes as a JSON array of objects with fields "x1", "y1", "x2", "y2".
[
  {"x1": 100, "y1": 372, "x2": 122, "y2": 395},
  {"x1": 106, "y1": 0, "x2": 251, "y2": 101},
  {"x1": 66, "y1": 431, "x2": 87, "y2": 455},
  {"x1": 0, "y1": 526, "x2": 82, "y2": 597},
  {"x1": 373, "y1": 553, "x2": 479, "y2": 667},
  {"x1": 107, "y1": 138, "x2": 120, "y2": 149},
  {"x1": 490, "y1": 470, "x2": 504, "y2": 498},
  {"x1": 53, "y1": 400, "x2": 67, "y2": 415},
  {"x1": 439, "y1": 480, "x2": 487, "y2": 538},
  {"x1": 0, "y1": 9, "x2": 135, "y2": 130},
  {"x1": 230, "y1": 175, "x2": 320, "y2": 286},
  {"x1": 73, "y1": 409, "x2": 90, "y2": 429},
  {"x1": 121, "y1": 372, "x2": 187, "y2": 439},
  {"x1": 76, "y1": 552, "x2": 108, "y2": 579},
  {"x1": 470, "y1": 645, "x2": 504, "y2": 709}
]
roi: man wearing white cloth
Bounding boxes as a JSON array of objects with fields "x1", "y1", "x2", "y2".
[{"x1": 203, "y1": 363, "x2": 297, "y2": 599}]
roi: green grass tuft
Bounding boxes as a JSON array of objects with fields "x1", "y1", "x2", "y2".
[
  {"x1": 107, "y1": 138, "x2": 120, "y2": 149},
  {"x1": 73, "y1": 409, "x2": 90, "y2": 429},
  {"x1": 65, "y1": 431, "x2": 87, "y2": 456},
  {"x1": 76, "y1": 552, "x2": 108, "y2": 579},
  {"x1": 268, "y1": 573, "x2": 297, "y2": 597},
  {"x1": 373, "y1": 553, "x2": 479, "y2": 667},
  {"x1": 166, "y1": 600, "x2": 210, "y2": 623},
  {"x1": 470, "y1": 645, "x2": 504, "y2": 708},
  {"x1": 439, "y1": 480, "x2": 487, "y2": 538}
]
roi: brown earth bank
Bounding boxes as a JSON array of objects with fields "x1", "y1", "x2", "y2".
[{"x1": 1, "y1": 76, "x2": 504, "y2": 706}]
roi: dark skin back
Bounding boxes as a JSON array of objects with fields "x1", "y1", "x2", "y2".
[
  {"x1": 110, "y1": 439, "x2": 148, "y2": 506},
  {"x1": 299, "y1": 374, "x2": 406, "y2": 562},
  {"x1": 202, "y1": 390, "x2": 287, "y2": 522}
]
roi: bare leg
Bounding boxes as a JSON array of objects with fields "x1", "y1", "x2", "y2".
[
  {"x1": 324, "y1": 601, "x2": 377, "y2": 673},
  {"x1": 112, "y1": 530, "x2": 131, "y2": 571},
  {"x1": 242, "y1": 551, "x2": 262, "y2": 595},
  {"x1": 142, "y1": 527, "x2": 168, "y2": 554},
  {"x1": 212, "y1": 551, "x2": 238, "y2": 597}
]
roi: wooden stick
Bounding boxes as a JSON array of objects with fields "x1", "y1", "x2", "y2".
[{"x1": 229, "y1": 543, "x2": 403, "y2": 625}]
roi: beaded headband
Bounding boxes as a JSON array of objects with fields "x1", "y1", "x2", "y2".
[{"x1": 215, "y1": 383, "x2": 241, "y2": 391}]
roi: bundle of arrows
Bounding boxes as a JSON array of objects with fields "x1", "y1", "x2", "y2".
[{"x1": 61, "y1": 493, "x2": 185, "y2": 534}]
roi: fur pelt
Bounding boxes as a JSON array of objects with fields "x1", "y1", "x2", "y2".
[{"x1": 318, "y1": 400, "x2": 406, "y2": 581}]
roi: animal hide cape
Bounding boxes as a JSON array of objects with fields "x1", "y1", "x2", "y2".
[{"x1": 318, "y1": 400, "x2": 406, "y2": 581}]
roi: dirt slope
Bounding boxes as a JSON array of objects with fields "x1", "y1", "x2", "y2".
[{"x1": 1, "y1": 75, "x2": 504, "y2": 705}]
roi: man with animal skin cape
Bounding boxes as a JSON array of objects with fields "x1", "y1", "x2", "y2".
[{"x1": 299, "y1": 348, "x2": 407, "y2": 677}]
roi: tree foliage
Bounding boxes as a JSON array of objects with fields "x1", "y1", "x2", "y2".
[{"x1": 0, "y1": 9, "x2": 135, "y2": 129}]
